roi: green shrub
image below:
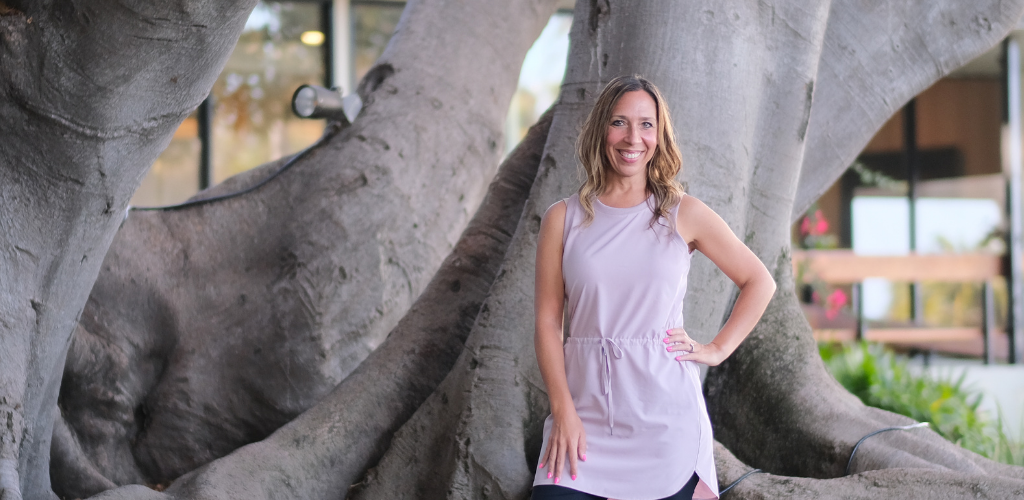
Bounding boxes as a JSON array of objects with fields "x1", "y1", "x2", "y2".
[{"x1": 819, "y1": 342, "x2": 1024, "y2": 465}]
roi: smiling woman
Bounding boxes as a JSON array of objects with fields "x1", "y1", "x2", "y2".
[
  {"x1": 530, "y1": 75, "x2": 776, "y2": 500},
  {"x1": 576, "y1": 76, "x2": 683, "y2": 227},
  {"x1": 603, "y1": 91, "x2": 657, "y2": 180}
]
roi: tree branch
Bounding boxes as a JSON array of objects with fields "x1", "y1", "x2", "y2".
[{"x1": 792, "y1": 1, "x2": 1024, "y2": 220}]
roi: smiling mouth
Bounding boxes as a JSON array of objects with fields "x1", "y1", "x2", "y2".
[{"x1": 619, "y1": 150, "x2": 643, "y2": 160}]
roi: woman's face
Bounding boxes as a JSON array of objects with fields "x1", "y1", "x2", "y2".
[{"x1": 604, "y1": 90, "x2": 658, "y2": 182}]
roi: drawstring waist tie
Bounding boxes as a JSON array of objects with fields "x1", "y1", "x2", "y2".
[
  {"x1": 566, "y1": 335, "x2": 682, "y2": 435},
  {"x1": 599, "y1": 338, "x2": 623, "y2": 434}
]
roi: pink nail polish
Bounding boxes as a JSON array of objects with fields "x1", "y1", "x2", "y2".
[
  {"x1": 666, "y1": 347, "x2": 672, "y2": 352},
  {"x1": 554, "y1": 477, "x2": 560, "y2": 485},
  {"x1": 538, "y1": 463, "x2": 544, "y2": 468},
  {"x1": 675, "y1": 356, "x2": 682, "y2": 361},
  {"x1": 547, "y1": 472, "x2": 552, "y2": 479},
  {"x1": 581, "y1": 454, "x2": 587, "y2": 461},
  {"x1": 572, "y1": 474, "x2": 577, "y2": 481},
  {"x1": 663, "y1": 338, "x2": 670, "y2": 343}
]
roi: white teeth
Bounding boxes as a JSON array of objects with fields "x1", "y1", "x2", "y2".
[{"x1": 621, "y1": 151, "x2": 641, "y2": 159}]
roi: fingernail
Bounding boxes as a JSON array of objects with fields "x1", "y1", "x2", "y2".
[
  {"x1": 666, "y1": 347, "x2": 672, "y2": 352},
  {"x1": 547, "y1": 472, "x2": 552, "y2": 479},
  {"x1": 663, "y1": 338, "x2": 670, "y2": 343},
  {"x1": 554, "y1": 477, "x2": 560, "y2": 485},
  {"x1": 538, "y1": 463, "x2": 544, "y2": 468},
  {"x1": 675, "y1": 356, "x2": 683, "y2": 361},
  {"x1": 666, "y1": 329, "x2": 671, "y2": 333},
  {"x1": 581, "y1": 454, "x2": 587, "y2": 461},
  {"x1": 572, "y1": 474, "x2": 577, "y2": 481}
]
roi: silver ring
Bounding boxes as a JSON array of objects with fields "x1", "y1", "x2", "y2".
[{"x1": 689, "y1": 342, "x2": 695, "y2": 353}]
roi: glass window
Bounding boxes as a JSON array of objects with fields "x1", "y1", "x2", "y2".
[
  {"x1": 352, "y1": 2, "x2": 404, "y2": 84},
  {"x1": 210, "y1": 1, "x2": 327, "y2": 184},
  {"x1": 852, "y1": 196, "x2": 1002, "y2": 321},
  {"x1": 133, "y1": 1, "x2": 328, "y2": 204}
]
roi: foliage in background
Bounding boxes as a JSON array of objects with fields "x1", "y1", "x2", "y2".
[
  {"x1": 849, "y1": 160, "x2": 903, "y2": 191},
  {"x1": 819, "y1": 342, "x2": 1024, "y2": 465},
  {"x1": 794, "y1": 204, "x2": 849, "y2": 320}
]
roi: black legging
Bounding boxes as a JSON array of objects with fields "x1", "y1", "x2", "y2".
[{"x1": 531, "y1": 472, "x2": 700, "y2": 500}]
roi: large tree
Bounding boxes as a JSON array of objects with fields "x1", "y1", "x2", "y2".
[
  {"x1": 0, "y1": 0, "x2": 257, "y2": 498},
  {"x1": 3, "y1": 1, "x2": 1024, "y2": 499}
]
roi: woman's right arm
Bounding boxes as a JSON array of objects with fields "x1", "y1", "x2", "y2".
[{"x1": 534, "y1": 200, "x2": 586, "y2": 484}]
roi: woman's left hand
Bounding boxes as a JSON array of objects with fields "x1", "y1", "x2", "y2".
[{"x1": 664, "y1": 328, "x2": 727, "y2": 366}]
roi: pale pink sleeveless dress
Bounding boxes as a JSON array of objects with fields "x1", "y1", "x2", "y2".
[{"x1": 533, "y1": 194, "x2": 719, "y2": 500}]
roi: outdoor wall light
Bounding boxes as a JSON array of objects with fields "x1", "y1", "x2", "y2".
[
  {"x1": 291, "y1": 85, "x2": 362, "y2": 124},
  {"x1": 300, "y1": 30, "x2": 325, "y2": 46}
]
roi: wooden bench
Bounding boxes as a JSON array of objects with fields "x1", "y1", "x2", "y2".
[{"x1": 792, "y1": 250, "x2": 1002, "y2": 363}]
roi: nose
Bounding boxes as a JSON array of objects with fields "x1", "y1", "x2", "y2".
[{"x1": 625, "y1": 124, "x2": 641, "y2": 143}]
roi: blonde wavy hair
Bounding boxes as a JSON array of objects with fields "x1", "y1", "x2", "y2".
[{"x1": 576, "y1": 75, "x2": 683, "y2": 226}]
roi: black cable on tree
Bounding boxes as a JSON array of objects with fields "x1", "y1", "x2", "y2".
[{"x1": 719, "y1": 421, "x2": 930, "y2": 496}]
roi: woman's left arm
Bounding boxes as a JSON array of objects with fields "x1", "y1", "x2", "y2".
[{"x1": 666, "y1": 195, "x2": 777, "y2": 366}]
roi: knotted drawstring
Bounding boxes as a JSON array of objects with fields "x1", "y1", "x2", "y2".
[{"x1": 599, "y1": 338, "x2": 624, "y2": 434}]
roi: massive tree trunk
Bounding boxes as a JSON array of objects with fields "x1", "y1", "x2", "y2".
[
  {"x1": 5, "y1": 0, "x2": 1024, "y2": 499},
  {"x1": 352, "y1": 1, "x2": 1024, "y2": 499},
  {"x1": 89, "y1": 105, "x2": 555, "y2": 500},
  {"x1": 47, "y1": 0, "x2": 558, "y2": 498},
  {"x1": 705, "y1": 1, "x2": 1024, "y2": 486},
  {"x1": 0, "y1": 1, "x2": 256, "y2": 498}
]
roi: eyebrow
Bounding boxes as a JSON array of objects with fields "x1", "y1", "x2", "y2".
[{"x1": 611, "y1": 114, "x2": 657, "y2": 121}]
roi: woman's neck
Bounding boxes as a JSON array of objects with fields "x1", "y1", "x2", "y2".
[{"x1": 598, "y1": 177, "x2": 648, "y2": 208}]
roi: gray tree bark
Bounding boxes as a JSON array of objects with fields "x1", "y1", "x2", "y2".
[
  {"x1": 713, "y1": 442, "x2": 1024, "y2": 499},
  {"x1": 352, "y1": 1, "x2": 1024, "y2": 499},
  {"x1": 791, "y1": 3, "x2": 1015, "y2": 218},
  {"x1": 0, "y1": 1, "x2": 256, "y2": 498},
  {"x1": 705, "y1": 1, "x2": 1024, "y2": 485},
  {"x1": 47, "y1": 0, "x2": 558, "y2": 498},
  {"x1": 86, "y1": 105, "x2": 554, "y2": 500},
  {"x1": 6, "y1": 0, "x2": 1024, "y2": 499}
]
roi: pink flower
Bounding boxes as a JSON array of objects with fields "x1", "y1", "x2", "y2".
[
  {"x1": 828, "y1": 289, "x2": 847, "y2": 307},
  {"x1": 800, "y1": 217, "x2": 811, "y2": 236},
  {"x1": 825, "y1": 289, "x2": 847, "y2": 320},
  {"x1": 812, "y1": 210, "x2": 829, "y2": 235},
  {"x1": 815, "y1": 218, "x2": 829, "y2": 235}
]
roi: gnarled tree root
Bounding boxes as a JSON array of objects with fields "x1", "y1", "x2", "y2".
[
  {"x1": 83, "y1": 108, "x2": 552, "y2": 500},
  {"x1": 52, "y1": 0, "x2": 558, "y2": 495},
  {"x1": 707, "y1": 265, "x2": 1024, "y2": 493},
  {"x1": 716, "y1": 442, "x2": 1024, "y2": 500}
]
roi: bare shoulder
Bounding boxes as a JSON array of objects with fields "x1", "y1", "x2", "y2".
[
  {"x1": 539, "y1": 199, "x2": 568, "y2": 241},
  {"x1": 678, "y1": 192, "x2": 706, "y2": 214},
  {"x1": 677, "y1": 193, "x2": 713, "y2": 226},
  {"x1": 679, "y1": 192, "x2": 712, "y2": 216},
  {"x1": 676, "y1": 194, "x2": 730, "y2": 246},
  {"x1": 544, "y1": 199, "x2": 567, "y2": 219}
]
